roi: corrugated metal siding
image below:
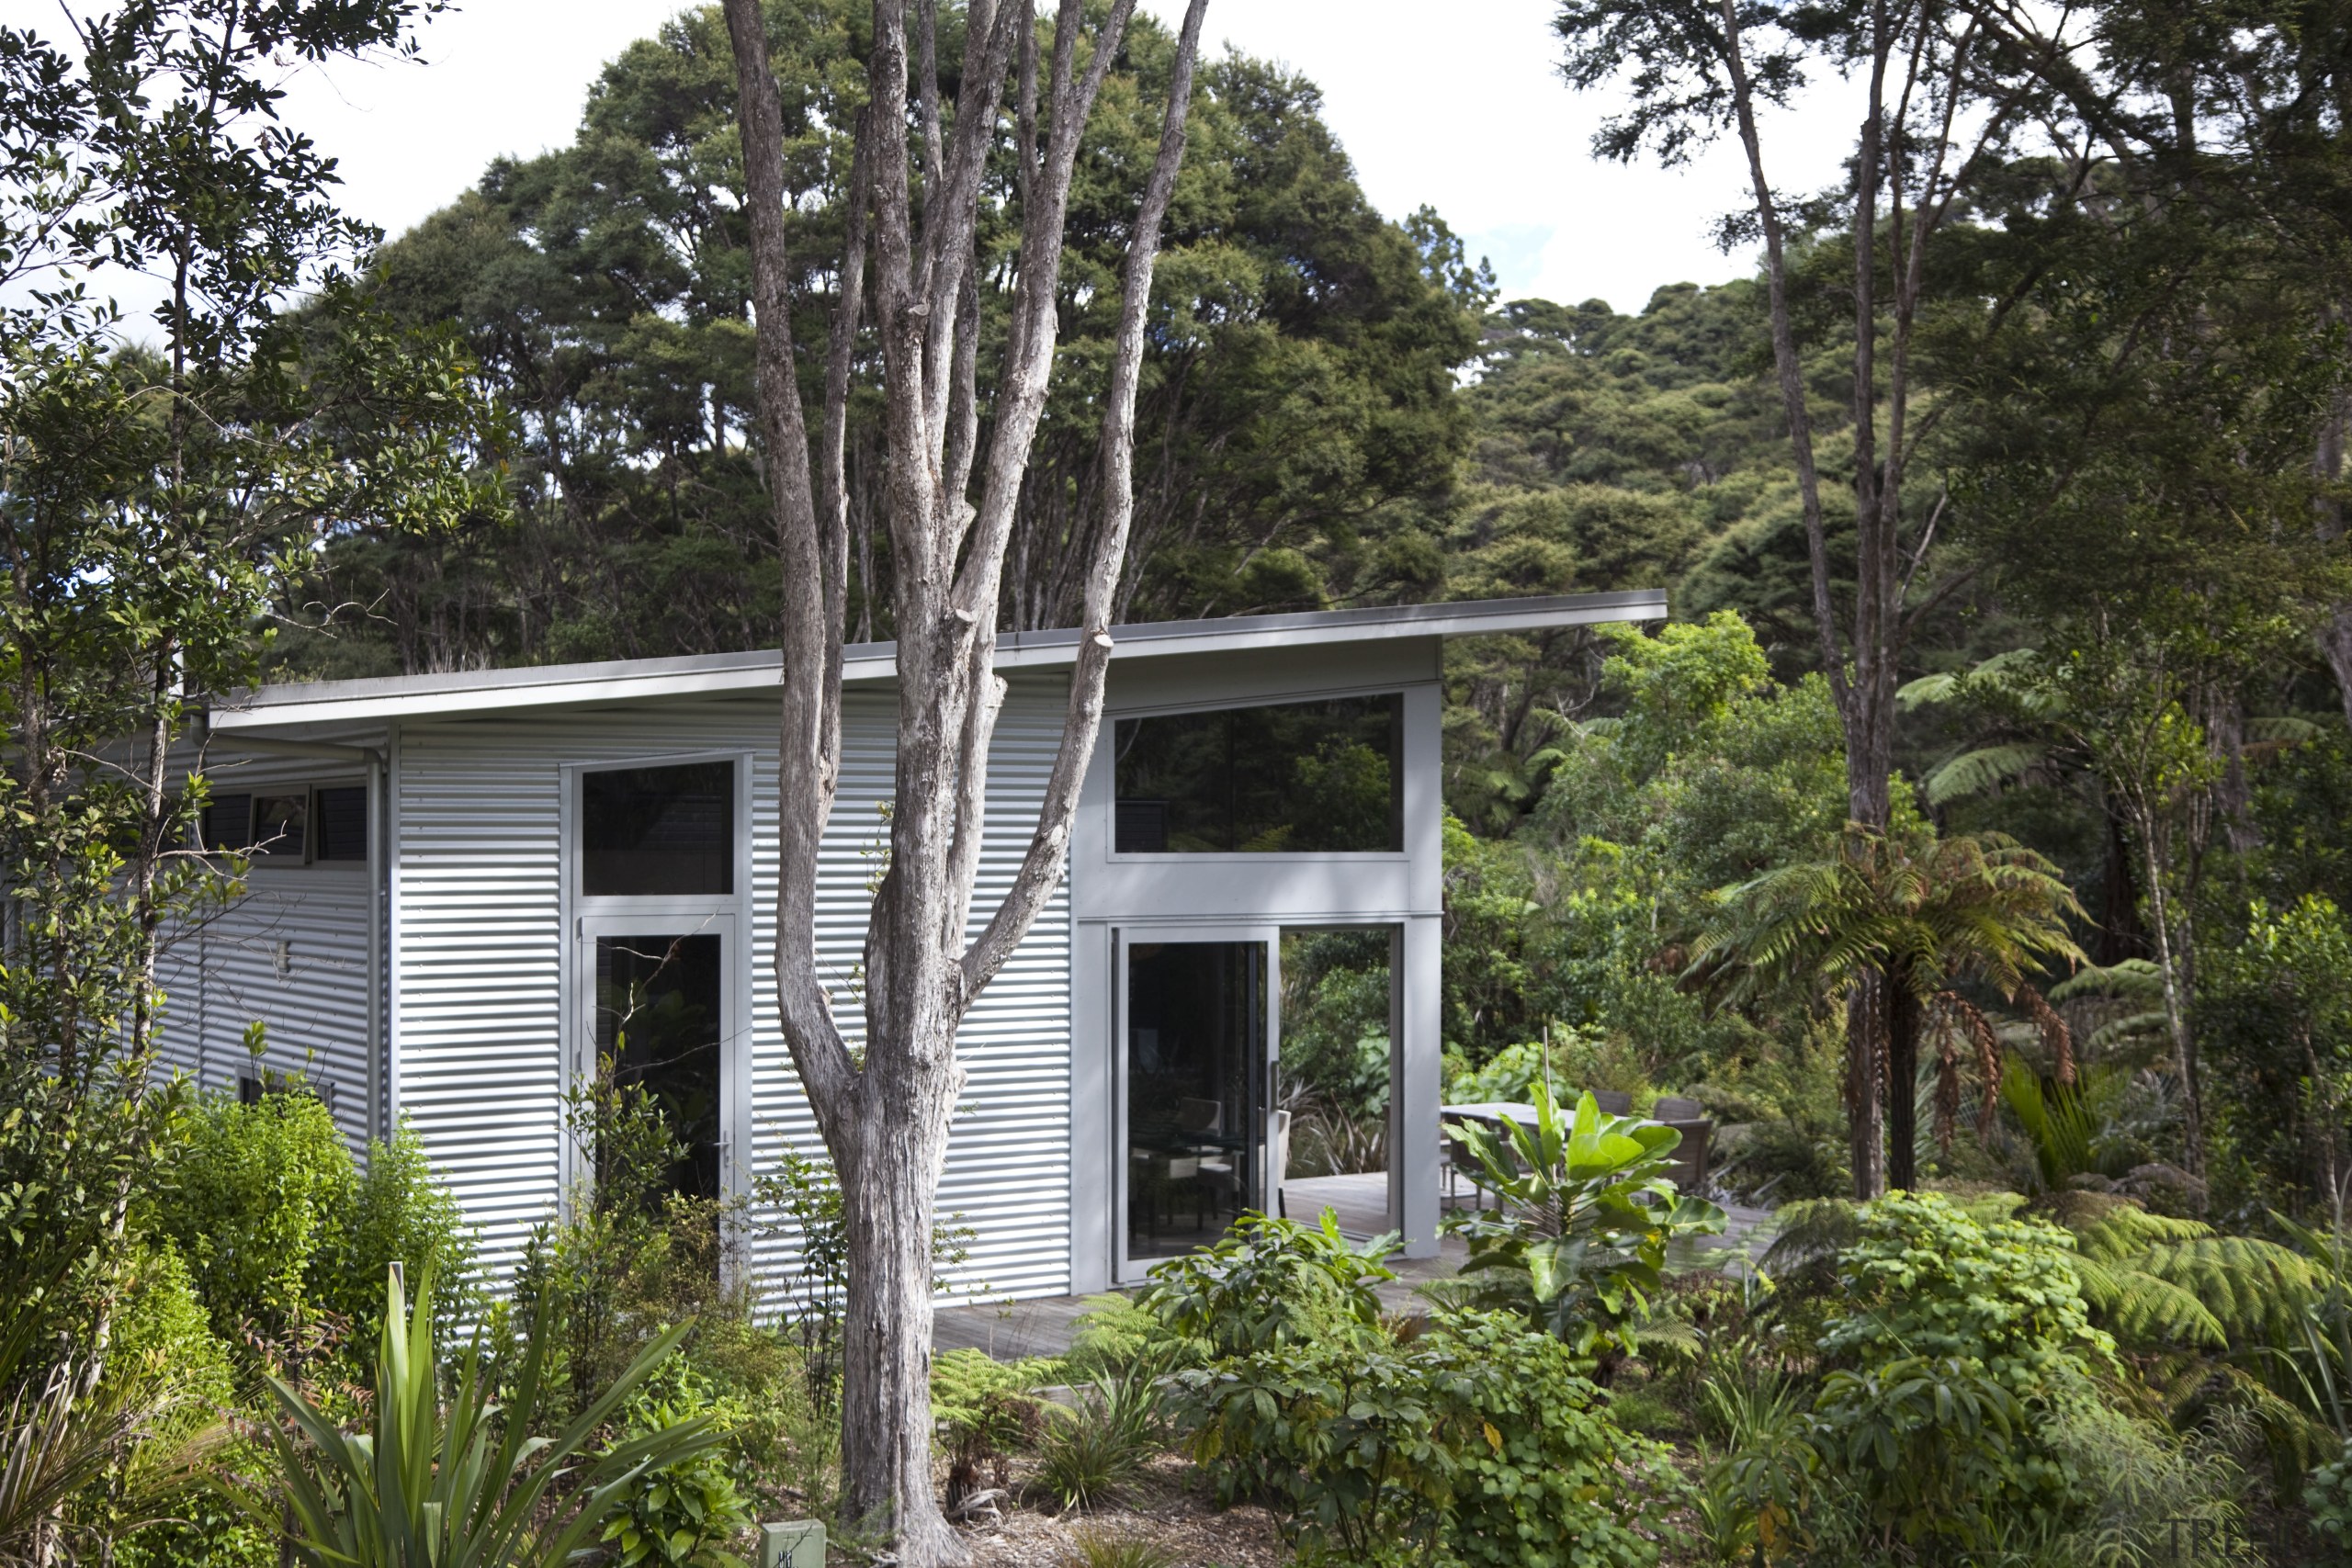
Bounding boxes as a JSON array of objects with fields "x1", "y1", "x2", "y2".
[
  {"x1": 153, "y1": 754, "x2": 375, "y2": 1144},
  {"x1": 395, "y1": 677, "x2": 1075, "y2": 1302}
]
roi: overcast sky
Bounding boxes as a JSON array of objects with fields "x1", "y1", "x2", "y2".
[{"x1": 6, "y1": 0, "x2": 1857, "y2": 317}]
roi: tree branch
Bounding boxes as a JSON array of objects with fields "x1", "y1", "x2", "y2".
[
  {"x1": 720, "y1": 0, "x2": 858, "y2": 1130},
  {"x1": 964, "y1": 0, "x2": 1208, "y2": 998}
]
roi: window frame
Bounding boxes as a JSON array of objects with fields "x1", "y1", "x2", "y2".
[
  {"x1": 570, "y1": 750, "x2": 752, "y2": 911},
  {"x1": 558, "y1": 750, "x2": 758, "y2": 1233},
  {"x1": 196, "y1": 779, "x2": 370, "y2": 871},
  {"x1": 1105, "y1": 687, "x2": 1411, "y2": 865}
]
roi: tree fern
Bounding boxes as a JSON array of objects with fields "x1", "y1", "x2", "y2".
[
  {"x1": 2037, "y1": 1193, "x2": 2321, "y2": 1353},
  {"x1": 2134, "y1": 1236, "x2": 2324, "y2": 1346}
]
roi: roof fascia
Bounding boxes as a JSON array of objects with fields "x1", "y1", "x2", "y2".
[{"x1": 205, "y1": 590, "x2": 1666, "y2": 734}]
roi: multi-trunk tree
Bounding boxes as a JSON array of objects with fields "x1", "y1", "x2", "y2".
[{"x1": 718, "y1": 1, "x2": 1207, "y2": 1558}]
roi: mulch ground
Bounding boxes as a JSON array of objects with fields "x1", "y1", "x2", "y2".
[{"x1": 944, "y1": 1450, "x2": 1289, "y2": 1567}]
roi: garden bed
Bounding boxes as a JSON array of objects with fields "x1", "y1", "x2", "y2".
[{"x1": 947, "y1": 1450, "x2": 1288, "y2": 1567}]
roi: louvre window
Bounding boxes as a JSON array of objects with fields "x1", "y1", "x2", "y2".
[
  {"x1": 251, "y1": 794, "x2": 308, "y2": 860},
  {"x1": 200, "y1": 793, "x2": 253, "y2": 852},
  {"x1": 1114, "y1": 694, "x2": 1404, "y2": 853},
  {"x1": 198, "y1": 784, "x2": 368, "y2": 865},
  {"x1": 313, "y1": 786, "x2": 368, "y2": 862}
]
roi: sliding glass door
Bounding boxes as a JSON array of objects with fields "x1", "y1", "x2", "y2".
[{"x1": 1115, "y1": 928, "x2": 1280, "y2": 1280}]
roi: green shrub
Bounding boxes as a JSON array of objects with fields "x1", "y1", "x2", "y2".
[
  {"x1": 101, "y1": 1245, "x2": 278, "y2": 1568},
  {"x1": 932, "y1": 1348, "x2": 1052, "y2": 1500},
  {"x1": 327, "y1": 1121, "x2": 480, "y2": 1345},
  {"x1": 1067, "y1": 1292, "x2": 1192, "y2": 1377},
  {"x1": 1809, "y1": 1191, "x2": 2113, "y2": 1558},
  {"x1": 2035, "y1": 1402, "x2": 2249, "y2": 1567},
  {"x1": 1168, "y1": 1311, "x2": 1677, "y2": 1568},
  {"x1": 2312, "y1": 1435, "x2": 2352, "y2": 1562},
  {"x1": 1169, "y1": 1329, "x2": 1457, "y2": 1563},
  {"x1": 1059, "y1": 1529, "x2": 1178, "y2": 1568},
  {"x1": 603, "y1": 1359, "x2": 757, "y2": 1568},
  {"x1": 147, "y1": 1090, "x2": 478, "y2": 1382},
  {"x1": 1140, "y1": 1209, "x2": 1393, "y2": 1360},
  {"x1": 152, "y1": 1088, "x2": 356, "y2": 1359},
  {"x1": 254, "y1": 1269, "x2": 717, "y2": 1568},
  {"x1": 1440, "y1": 1314, "x2": 1681, "y2": 1568},
  {"x1": 1443, "y1": 1085, "x2": 1724, "y2": 1355},
  {"x1": 107, "y1": 1241, "x2": 238, "y2": 1410}
]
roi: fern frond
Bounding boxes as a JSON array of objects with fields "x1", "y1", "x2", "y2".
[
  {"x1": 2244, "y1": 716, "x2": 2323, "y2": 745},
  {"x1": 1897, "y1": 671, "x2": 1964, "y2": 706},
  {"x1": 2086, "y1": 1011, "x2": 2170, "y2": 1052},
  {"x1": 2133, "y1": 1236, "x2": 2323, "y2": 1345},
  {"x1": 1923, "y1": 743, "x2": 2045, "y2": 805},
  {"x1": 2050, "y1": 960, "x2": 2167, "y2": 1004},
  {"x1": 2071, "y1": 1253, "x2": 2228, "y2": 1348},
  {"x1": 1757, "y1": 1199, "x2": 1861, "y2": 1280}
]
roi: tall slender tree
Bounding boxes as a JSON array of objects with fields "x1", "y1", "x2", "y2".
[
  {"x1": 718, "y1": 2, "x2": 1208, "y2": 1559},
  {"x1": 1553, "y1": 0, "x2": 2061, "y2": 1192}
]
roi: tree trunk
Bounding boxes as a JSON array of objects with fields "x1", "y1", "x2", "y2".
[
  {"x1": 2136, "y1": 818, "x2": 2205, "y2": 1177},
  {"x1": 2095, "y1": 801, "x2": 2144, "y2": 965},
  {"x1": 1884, "y1": 969, "x2": 1918, "y2": 1190},
  {"x1": 838, "y1": 1055, "x2": 961, "y2": 1558},
  {"x1": 2322, "y1": 607, "x2": 2352, "y2": 737},
  {"x1": 1847, "y1": 973, "x2": 1887, "y2": 1201}
]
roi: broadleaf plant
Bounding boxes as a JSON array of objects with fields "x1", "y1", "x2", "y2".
[{"x1": 1442, "y1": 1084, "x2": 1725, "y2": 1355}]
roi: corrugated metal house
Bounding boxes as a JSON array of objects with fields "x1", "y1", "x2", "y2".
[{"x1": 160, "y1": 591, "x2": 1663, "y2": 1303}]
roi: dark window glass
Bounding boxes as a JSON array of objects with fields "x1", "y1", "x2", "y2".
[
  {"x1": 596, "y1": 932, "x2": 723, "y2": 1204},
  {"x1": 582, "y1": 762, "x2": 734, "y2": 897},
  {"x1": 200, "y1": 793, "x2": 253, "y2": 852},
  {"x1": 1125, "y1": 940, "x2": 1268, "y2": 1262},
  {"x1": 1114, "y1": 694, "x2": 1403, "y2": 853},
  {"x1": 253, "y1": 794, "x2": 308, "y2": 861},
  {"x1": 313, "y1": 786, "x2": 368, "y2": 862}
]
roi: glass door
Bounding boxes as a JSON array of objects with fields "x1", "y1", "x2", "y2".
[
  {"x1": 1115, "y1": 928, "x2": 1280, "y2": 1280},
  {"x1": 577, "y1": 913, "x2": 744, "y2": 1210}
]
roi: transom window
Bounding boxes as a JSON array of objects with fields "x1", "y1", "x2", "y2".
[
  {"x1": 582, "y1": 761, "x2": 735, "y2": 897},
  {"x1": 1114, "y1": 694, "x2": 1403, "y2": 854}
]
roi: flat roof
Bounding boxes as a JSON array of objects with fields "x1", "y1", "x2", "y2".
[{"x1": 204, "y1": 590, "x2": 1668, "y2": 733}]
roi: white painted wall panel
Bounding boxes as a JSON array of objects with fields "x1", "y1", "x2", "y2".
[
  {"x1": 153, "y1": 753, "x2": 376, "y2": 1145},
  {"x1": 395, "y1": 676, "x2": 1074, "y2": 1303}
]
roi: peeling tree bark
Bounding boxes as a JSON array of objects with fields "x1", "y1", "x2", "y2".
[{"x1": 721, "y1": 3, "x2": 1209, "y2": 1560}]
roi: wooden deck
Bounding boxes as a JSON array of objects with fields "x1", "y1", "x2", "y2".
[
  {"x1": 931, "y1": 1172, "x2": 1777, "y2": 1359},
  {"x1": 931, "y1": 1175, "x2": 1769, "y2": 1363}
]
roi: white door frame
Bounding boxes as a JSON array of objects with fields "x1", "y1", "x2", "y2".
[
  {"x1": 1111, "y1": 921, "x2": 1282, "y2": 1286},
  {"x1": 568, "y1": 906, "x2": 752, "y2": 1219}
]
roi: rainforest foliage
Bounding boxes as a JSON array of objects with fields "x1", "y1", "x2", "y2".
[
  {"x1": 9, "y1": 0, "x2": 2352, "y2": 1561},
  {"x1": 261, "y1": 0, "x2": 2352, "y2": 1228}
]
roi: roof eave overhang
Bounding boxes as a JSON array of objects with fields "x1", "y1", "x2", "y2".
[{"x1": 203, "y1": 589, "x2": 1668, "y2": 734}]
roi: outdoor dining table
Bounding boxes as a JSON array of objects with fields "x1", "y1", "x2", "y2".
[{"x1": 1440, "y1": 1100, "x2": 1543, "y2": 1131}]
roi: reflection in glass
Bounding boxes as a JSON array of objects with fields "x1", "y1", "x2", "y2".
[
  {"x1": 253, "y1": 794, "x2": 308, "y2": 860},
  {"x1": 1125, "y1": 941, "x2": 1266, "y2": 1263},
  {"x1": 582, "y1": 761, "x2": 734, "y2": 896},
  {"x1": 1113, "y1": 694, "x2": 1402, "y2": 853},
  {"x1": 595, "y1": 932, "x2": 724, "y2": 1203}
]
